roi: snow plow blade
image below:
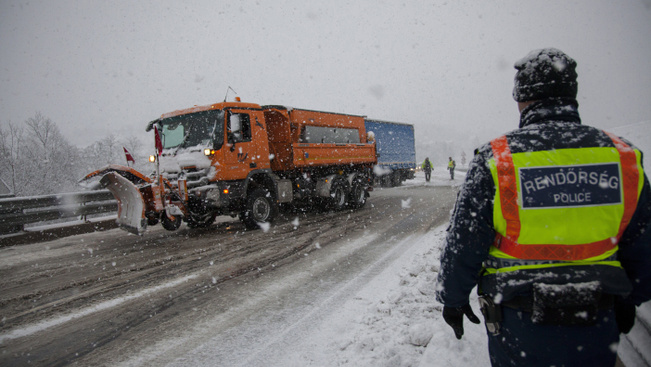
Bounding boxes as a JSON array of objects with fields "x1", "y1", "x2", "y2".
[
  {"x1": 100, "y1": 172, "x2": 147, "y2": 235},
  {"x1": 80, "y1": 164, "x2": 153, "y2": 189}
]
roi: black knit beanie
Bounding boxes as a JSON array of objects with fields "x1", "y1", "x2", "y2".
[{"x1": 512, "y1": 48, "x2": 578, "y2": 102}]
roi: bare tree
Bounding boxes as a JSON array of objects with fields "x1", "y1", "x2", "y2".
[
  {"x1": 24, "y1": 112, "x2": 57, "y2": 162},
  {"x1": 2, "y1": 112, "x2": 155, "y2": 196},
  {"x1": 1, "y1": 113, "x2": 82, "y2": 196},
  {"x1": 0, "y1": 122, "x2": 25, "y2": 195}
]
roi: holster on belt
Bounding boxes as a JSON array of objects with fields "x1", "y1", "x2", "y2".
[{"x1": 479, "y1": 295, "x2": 503, "y2": 336}]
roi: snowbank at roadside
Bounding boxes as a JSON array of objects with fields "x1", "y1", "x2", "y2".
[
  {"x1": 322, "y1": 226, "x2": 491, "y2": 367},
  {"x1": 264, "y1": 170, "x2": 490, "y2": 367}
]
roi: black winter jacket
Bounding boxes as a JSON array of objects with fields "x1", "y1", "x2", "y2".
[{"x1": 435, "y1": 98, "x2": 651, "y2": 308}]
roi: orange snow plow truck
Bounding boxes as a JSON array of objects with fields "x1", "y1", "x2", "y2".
[{"x1": 82, "y1": 98, "x2": 377, "y2": 234}]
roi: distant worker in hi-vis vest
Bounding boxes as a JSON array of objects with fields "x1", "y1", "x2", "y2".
[
  {"x1": 435, "y1": 48, "x2": 651, "y2": 367},
  {"x1": 422, "y1": 157, "x2": 434, "y2": 182},
  {"x1": 447, "y1": 157, "x2": 456, "y2": 180}
]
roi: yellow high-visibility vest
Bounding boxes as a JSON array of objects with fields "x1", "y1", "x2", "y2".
[{"x1": 485, "y1": 132, "x2": 644, "y2": 274}]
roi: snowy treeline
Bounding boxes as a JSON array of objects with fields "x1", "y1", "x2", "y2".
[{"x1": 0, "y1": 113, "x2": 151, "y2": 197}]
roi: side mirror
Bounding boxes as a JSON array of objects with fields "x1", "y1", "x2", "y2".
[{"x1": 227, "y1": 132, "x2": 236, "y2": 151}]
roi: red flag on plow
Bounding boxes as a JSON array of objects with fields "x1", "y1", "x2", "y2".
[
  {"x1": 123, "y1": 147, "x2": 135, "y2": 164},
  {"x1": 154, "y1": 126, "x2": 163, "y2": 156}
]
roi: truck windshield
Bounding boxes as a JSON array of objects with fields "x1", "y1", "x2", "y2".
[{"x1": 158, "y1": 109, "x2": 224, "y2": 150}]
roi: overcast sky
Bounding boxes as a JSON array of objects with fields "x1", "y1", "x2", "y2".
[{"x1": 1, "y1": 0, "x2": 650, "y2": 155}]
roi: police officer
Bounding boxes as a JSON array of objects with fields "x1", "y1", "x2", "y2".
[{"x1": 435, "y1": 48, "x2": 651, "y2": 366}]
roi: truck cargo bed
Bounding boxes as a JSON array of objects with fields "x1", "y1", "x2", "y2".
[{"x1": 264, "y1": 106, "x2": 376, "y2": 172}]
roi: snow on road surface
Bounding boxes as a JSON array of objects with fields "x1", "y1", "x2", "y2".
[
  {"x1": 6, "y1": 166, "x2": 648, "y2": 366},
  {"x1": 115, "y1": 168, "x2": 494, "y2": 367},
  {"x1": 264, "y1": 223, "x2": 491, "y2": 367},
  {"x1": 219, "y1": 167, "x2": 645, "y2": 367},
  {"x1": 0, "y1": 274, "x2": 200, "y2": 344}
]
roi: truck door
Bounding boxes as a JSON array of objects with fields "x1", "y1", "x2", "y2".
[{"x1": 224, "y1": 110, "x2": 258, "y2": 180}]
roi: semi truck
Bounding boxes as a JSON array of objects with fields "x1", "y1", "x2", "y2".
[
  {"x1": 365, "y1": 119, "x2": 416, "y2": 187},
  {"x1": 82, "y1": 98, "x2": 377, "y2": 234}
]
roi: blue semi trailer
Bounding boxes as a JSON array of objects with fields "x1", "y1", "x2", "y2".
[{"x1": 365, "y1": 119, "x2": 416, "y2": 187}]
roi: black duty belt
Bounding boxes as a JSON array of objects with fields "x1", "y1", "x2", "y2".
[{"x1": 500, "y1": 293, "x2": 614, "y2": 313}]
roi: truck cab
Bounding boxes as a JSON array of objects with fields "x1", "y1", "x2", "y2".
[{"x1": 144, "y1": 100, "x2": 279, "y2": 228}]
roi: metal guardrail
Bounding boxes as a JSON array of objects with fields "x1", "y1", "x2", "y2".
[{"x1": 0, "y1": 190, "x2": 117, "y2": 235}]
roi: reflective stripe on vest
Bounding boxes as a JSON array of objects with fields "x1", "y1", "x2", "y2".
[
  {"x1": 485, "y1": 253, "x2": 619, "y2": 269},
  {"x1": 489, "y1": 132, "x2": 643, "y2": 262}
]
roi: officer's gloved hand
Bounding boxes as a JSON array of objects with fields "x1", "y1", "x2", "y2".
[
  {"x1": 443, "y1": 304, "x2": 481, "y2": 340},
  {"x1": 614, "y1": 299, "x2": 636, "y2": 334}
]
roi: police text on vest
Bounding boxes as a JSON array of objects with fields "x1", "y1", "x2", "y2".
[{"x1": 518, "y1": 163, "x2": 622, "y2": 209}]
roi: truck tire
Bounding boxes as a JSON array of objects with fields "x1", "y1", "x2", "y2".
[
  {"x1": 381, "y1": 174, "x2": 392, "y2": 187},
  {"x1": 161, "y1": 214, "x2": 182, "y2": 231},
  {"x1": 348, "y1": 181, "x2": 367, "y2": 208},
  {"x1": 391, "y1": 172, "x2": 402, "y2": 187},
  {"x1": 240, "y1": 188, "x2": 277, "y2": 229},
  {"x1": 329, "y1": 179, "x2": 349, "y2": 211}
]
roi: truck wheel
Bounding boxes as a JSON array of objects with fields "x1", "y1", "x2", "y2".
[
  {"x1": 240, "y1": 188, "x2": 277, "y2": 229},
  {"x1": 161, "y1": 214, "x2": 182, "y2": 231},
  {"x1": 381, "y1": 174, "x2": 392, "y2": 187},
  {"x1": 329, "y1": 180, "x2": 348, "y2": 211},
  {"x1": 348, "y1": 182, "x2": 367, "y2": 208},
  {"x1": 391, "y1": 172, "x2": 402, "y2": 187}
]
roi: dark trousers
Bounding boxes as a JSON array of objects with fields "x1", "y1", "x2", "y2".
[
  {"x1": 424, "y1": 170, "x2": 431, "y2": 181},
  {"x1": 487, "y1": 307, "x2": 619, "y2": 367}
]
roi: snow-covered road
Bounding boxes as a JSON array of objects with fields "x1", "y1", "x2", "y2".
[
  {"x1": 2, "y1": 168, "x2": 648, "y2": 366},
  {"x1": 107, "y1": 169, "x2": 470, "y2": 367}
]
